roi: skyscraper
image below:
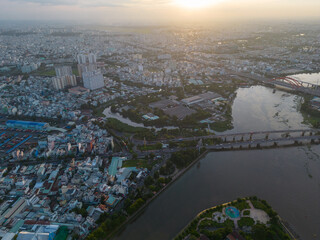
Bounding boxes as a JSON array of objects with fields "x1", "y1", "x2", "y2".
[
  {"x1": 52, "y1": 66, "x2": 77, "y2": 90},
  {"x1": 52, "y1": 75, "x2": 77, "y2": 90},
  {"x1": 55, "y1": 66, "x2": 73, "y2": 77},
  {"x1": 77, "y1": 53, "x2": 97, "y2": 65},
  {"x1": 77, "y1": 53, "x2": 98, "y2": 78},
  {"x1": 82, "y1": 70, "x2": 105, "y2": 90}
]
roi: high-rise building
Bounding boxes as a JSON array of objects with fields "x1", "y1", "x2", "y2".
[
  {"x1": 52, "y1": 75, "x2": 77, "y2": 90},
  {"x1": 83, "y1": 70, "x2": 104, "y2": 90},
  {"x1": 77, "y1": 53, "x2": 97, "y2": 64},
  {"x1": 77, "y1": 53, "x2": 98, "y2": 78},
  {"x1": 55, "y1": 66, "x2": 73, "y2": 77},
  {"x1": 52, "y1": 66, "x2": 77, "y2": 90},
  {"x1": 77, "y1": 63, "x2": 97, "y2": 78}
]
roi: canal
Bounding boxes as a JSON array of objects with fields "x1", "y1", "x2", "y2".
[{"x1": 114, "y1": 85, "x2": 320, "y2": 240}]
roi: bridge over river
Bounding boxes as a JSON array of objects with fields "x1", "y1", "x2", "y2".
[
  {"x1": 232, "y1": 72, "x2": 320, "y2": 96},
  {"x1": 134, "y1": 129, "x2": 320, "y2": 158},
  {"x1": 136, "y1": 129, "x2": 319, "y2": 145}
]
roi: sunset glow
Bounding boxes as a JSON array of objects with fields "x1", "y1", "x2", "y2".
[{"x1": 173, "y1": 0, "x2": 220, "y2": 8}]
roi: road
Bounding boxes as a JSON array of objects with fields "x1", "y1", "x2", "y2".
[
  {"x1": 134, "y1": 129, "x2": 318, "y2": 145},
  {"x1": 134, "y1": 134, "x2": 320, "y2": 157}
]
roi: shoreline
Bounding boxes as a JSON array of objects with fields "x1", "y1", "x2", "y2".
[
  {"x1": 109, "y1": 149, "x2": 209, "y2": 239},
  {"x1": 109, "y1": 142, "x2": 320, "y2": 239},
  {"x1": 174, "y1": 198, "x2": 299, "y2": 240}
]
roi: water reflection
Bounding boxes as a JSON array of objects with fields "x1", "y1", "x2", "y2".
[
  {"x1": 115, "y1": 86, "x2": 319, "y2": 240},
  {"x1": 226, "y1": 86, "x2": 310, "y2": 134},
  {"x1": 290, "y1": 72, "x2": 320, "y2": 86}
]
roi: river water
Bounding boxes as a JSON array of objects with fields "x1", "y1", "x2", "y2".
[
  {"x1": 290, "y1": 72, "x2": 320, "y2": 86},
  {"x1": 114, "y1": 86, "x2": 320, "y2": 240},
  {"x1": 103, "y1": 107, "x2": 177, "y2": 131}
]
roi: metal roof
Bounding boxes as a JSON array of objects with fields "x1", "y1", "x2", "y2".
[{"x1": 6, "y1": 120, "x2": 47, "y2": 126}]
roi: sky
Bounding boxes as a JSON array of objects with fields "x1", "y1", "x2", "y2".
[{"x1": 0, "y1": 0, "x2": 320, "y2": 24}]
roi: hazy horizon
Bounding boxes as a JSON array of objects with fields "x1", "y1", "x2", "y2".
[{"x1": 1, "y1": 0, "x2": 320, "y2": 24}]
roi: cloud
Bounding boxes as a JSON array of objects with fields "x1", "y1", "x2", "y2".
[
  {"x1": 11, "y1": 0, "x2": 77, "y2": 5},
  {"x1": 10, "y1": 0, "x2": 172, "y2": 7}
]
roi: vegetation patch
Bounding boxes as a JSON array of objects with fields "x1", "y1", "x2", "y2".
[
  {"x1": 122, "y1": 159, "x2": 152, "y2": 169},
  {"x1": 174, "y1": 197, "x2": 291, "y2": 240},
  {"x1": 238, "y1": 217, "x2": 255, "y2": 227},
  {"x1": 243, "y1": 210, "x2": 250, "y2": 216}
]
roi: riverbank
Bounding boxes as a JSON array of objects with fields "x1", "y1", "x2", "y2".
[
  {"x1": 110, "y1": 140, "x2": 320, "y2": 239},
  {"x1": 103, "y1": 107, "x2": 178, "y2": 131},
  {"x1": 109, "y1": 149, "x2": 209, "y2": 239},
  {"x1": 112, "y1": 85, "x2": 320, "y2": 240}
]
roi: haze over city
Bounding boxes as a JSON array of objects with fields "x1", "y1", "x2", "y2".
[
  {"x1": 1, "y1": 0, "x2": 320, "y2": 23},
  {"x1": 0, "y1": 0, "x2": 320, "y2": 240}
]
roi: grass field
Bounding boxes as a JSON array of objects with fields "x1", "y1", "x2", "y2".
[{"x1": 122, "y1": 159, "x2": 151, "y2": 169}]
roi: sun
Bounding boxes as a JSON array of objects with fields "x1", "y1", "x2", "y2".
[{"x1": 173, "y1": 0, "x2": 219, "y2": 9}]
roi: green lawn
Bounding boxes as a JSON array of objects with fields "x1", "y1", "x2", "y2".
[
  {"x1": 122, "y1": 159, "x2": 151, "y2": 169},
  {"x1": 33, "y1": 68, "x2": 56, "y2": 77},
  {"x1": 138, "y1": 143, "x2": 162, "y2": 151}
]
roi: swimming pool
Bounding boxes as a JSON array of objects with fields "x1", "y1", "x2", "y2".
[{"x1": 225, "y1": 206, "x2": 240, "y2": 219}]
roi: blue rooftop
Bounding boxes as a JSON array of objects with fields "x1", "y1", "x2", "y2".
[
  {"x1": 108, "y1": 157, "x2": 124, "y2": 177},
  {"x1": 6, "y1": 120, "x2": 47, "y2": 126},
  {"x1": 106, "y1": 195, "x2": 119, "y2": 207}
]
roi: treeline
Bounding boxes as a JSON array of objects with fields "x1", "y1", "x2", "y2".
[
  {"x1": 300, "y1": 96, "x2": 320, "y2": 127},
  {"x1": 174, "y1": 196, "x2": 290, "y2": 240},
  {"x1": 86, "y1": 170, "x2": 173, "y2": 240},
  {"x1": 160, "y1": 148, "x2": 205, "y2": 176},
  {"x1": 86, "y1": 213, "x2": 126, "y2": 240},
  {"x1": 170, "y1": 148, "x2": 202, "y2": 169}
]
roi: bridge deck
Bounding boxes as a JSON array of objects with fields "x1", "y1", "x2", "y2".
[{"x1": 139, "y1": 129, "x2": 319, "y2": 145}]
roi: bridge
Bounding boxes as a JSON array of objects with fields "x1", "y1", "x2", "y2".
[
  {"x1": 231, "y1": 72, "x2": 320, "y2": 97},
  {"x1": 269, "y1": 76, "x2": 319, "y2": 89},
  {"x1": 206, "y1": 135, "x2": 320, "y2": 151},
  {"x1": 135, "y1": 134, "x2": 320, "y2": 157},
  {"x1": 135, "y1": 129, "x2": 320, "y2": 145}
]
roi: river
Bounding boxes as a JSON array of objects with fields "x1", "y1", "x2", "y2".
[
  {"x1": 114, "y1": 85, "x2": 320, "y2": 240},
  {"x1": 103, "y1": 107, "x2": 177, "y2": 131},
  {"x1": 290, "y1": 72, "x2": 320, "y2": 86}
]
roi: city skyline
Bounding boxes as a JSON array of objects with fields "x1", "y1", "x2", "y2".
[
  {"x1": 1, "y1": 0, "x2": 320, "y2": 24},
  {"x1": 0, "y1": 0, "x2": 320, "y2": 239}
]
